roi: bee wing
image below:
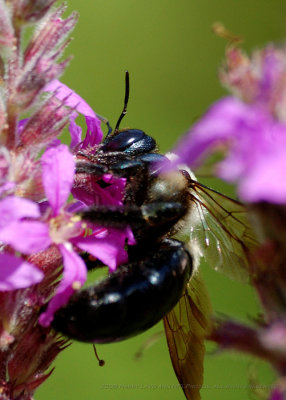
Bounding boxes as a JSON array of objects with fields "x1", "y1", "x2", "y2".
[
  {"x1": 163, "y1": 273, "x2": 212, "y2": 400},
  {"x1": 187, "y1": 179, "x2": 258, "y2": 281}
]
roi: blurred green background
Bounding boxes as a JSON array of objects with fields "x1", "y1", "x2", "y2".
[{"x1": 37, "y1": 1, "x2": 285, "y2": 399}]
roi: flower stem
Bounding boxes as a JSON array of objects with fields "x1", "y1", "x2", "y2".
[{"x1": 6, "y1": 25, "x2": 22, "y2": 149}]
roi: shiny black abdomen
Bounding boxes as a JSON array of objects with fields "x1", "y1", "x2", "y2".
[{"x1": 52, "y1": 239, "x2": 192, "y2": 343}]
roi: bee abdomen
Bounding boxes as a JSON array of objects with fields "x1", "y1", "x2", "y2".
[{"x1": 52, "y1": 239, "x2": 192, "y2": 343}]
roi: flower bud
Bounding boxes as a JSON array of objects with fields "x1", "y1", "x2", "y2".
[
  {"x1": 13, "y1": 0, "x2": 57, "y2": 25},
  {"x1": 0, "y1": 0, "x2": 14, "y2": 57}
]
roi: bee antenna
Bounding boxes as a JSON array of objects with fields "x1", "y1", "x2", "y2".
[{"x1": 114, "y1": 71, "x2": 130, "y2": 133}]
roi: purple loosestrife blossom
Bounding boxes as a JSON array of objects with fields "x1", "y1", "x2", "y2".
[
  {"x1": 0, "y1": 2, "x2": 80, "y2": 397},
  {"x1": 173, "y1": 96, "x2": 286, "y2": 203},
  {"x1": 45, "y1": 79, "x2": 128, "y2": 208},
  {"x1": 0, "y1": 197, "x2": 44, "y2": 290},
  {"x1": 0, "y1": 2, "x2": 135, "y2": 398},
  {"x1": 170, "y1": 44, "x2": 286, "y2": 399},
  {"x1": 172, "y1": 46, "x2": 286, "y2": 204},
  {"x1": 38, "y1": 144, "x2": 134, "y2": 327},
  {"x1": 45, "y1": 79, "x2": 103, "y2": 146}
]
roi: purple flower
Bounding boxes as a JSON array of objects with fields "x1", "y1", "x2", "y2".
[
  {"x1": 45, "y1": 80, "x2": 127, "y2": 206},
  {"x1": 44, "y1": 79, "x2": 103, "y2": 147},
  {"x1": 36, "y1": 144, "x2": 134, "y2": 326},
  {"x1": 172, "y1": 96, "x2": 286, "y2": 203},
  {"x1": 20, "y1": 80, "x2": 134, "y2": 326},
  {"x1": 72, "y1": 172, "x2": 126, "y2": 207},
  {"x1": 0, "y1": 253, "x2": 43, "y2": 291},
  {"x1": 220, "y1": 46, "x2": 286, "y2": 122},
  {"x1": 170, "y1": 45, "x2": 286, "y2": 205},
  {"x1": 0, "y1": 141, "x2": 133, "y2": 325},
  {"x1": 0, "y1": 196, "x2": 46, "y2": 290},
  {"x1": 0, "y1": 1, "x2": 124, "y2": 396}
]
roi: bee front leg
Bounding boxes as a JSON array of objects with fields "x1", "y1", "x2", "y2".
[{"x1": 80, "y1": 201, "x2": 187, "y2": 241}]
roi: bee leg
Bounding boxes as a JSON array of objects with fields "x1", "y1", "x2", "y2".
[
  {"x1": 75, "y1": 162, "x2": 108, "y2": 176},
  {"x1": 80, "y1": 201, "x2": 187, "y2": 241}
]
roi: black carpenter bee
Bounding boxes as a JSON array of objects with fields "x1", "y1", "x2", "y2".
[
  {"x1": 53, "y1": 72, "x2": 194, "y2": 341},
  {"x1": 52, "y1": 72, "x2": 257, "y2": 398}
]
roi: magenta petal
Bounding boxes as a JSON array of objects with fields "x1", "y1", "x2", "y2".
[
  {"x1": 45, "y1": 80, "x2": 96, "y2": 118},
  {"x1": 0, "y1": 182, "x2": 15, "y2": 196},
  {"x1": 102, "y1": 174, "x2": 126, "y2": 203},
  {"x1": 207, "y1": 106, "x2": 286, "y2": 203},
  {"x1": 0, "y1": 196, "x2": 40, "y2": 228},
  {"x1": 69, "y1": 112, "x2": 82, "y2": 149},
  {"x1": 238, "y1": 149, "x2": 286, "y2": 203},
  {"x1": 72, "y1": 175, "x2": 126, "y2": 208},
  {"x1": 125, "y1": 226, "x2": 136, "y2": 246},
  {"x1": 73, "y1": 227, "x2": 134, "y2": 271},
  {"x1": 73, "y1": 235, "x2": 120, "y2": 271},
  {"x1": 172, "y1": 97, "x2": 269, "y2": 168},
  {"x1": 41, "y1": 144, "x2": 75, "y2": 215},
  {"x1": 44, "y1": 80, "x2": 103, "y2": 144},
  {"x1": 72, "y1": 181, "x2": 123, "y2": 207},
  {"x1": 0, "y1": 221, "x2": 52, "y2": 254},
  {"x1": 82, "y1": 116, "x2": 103, "y2": 148},
  {"x1": 67, "y1": 200, "x2": 86, "y2": 213},
  {"x1": 39, "y1": 244, "x2": 87, "y2": 327},
  {"x1": 257, "y1": 48, "x2": 281, "y2": 105},
  {"x1": 0, "y1": 254, "x2": 43, "y2": 291},
  {"x1": 71, "y1": 184, "x2": 112, "y2": 207}
]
